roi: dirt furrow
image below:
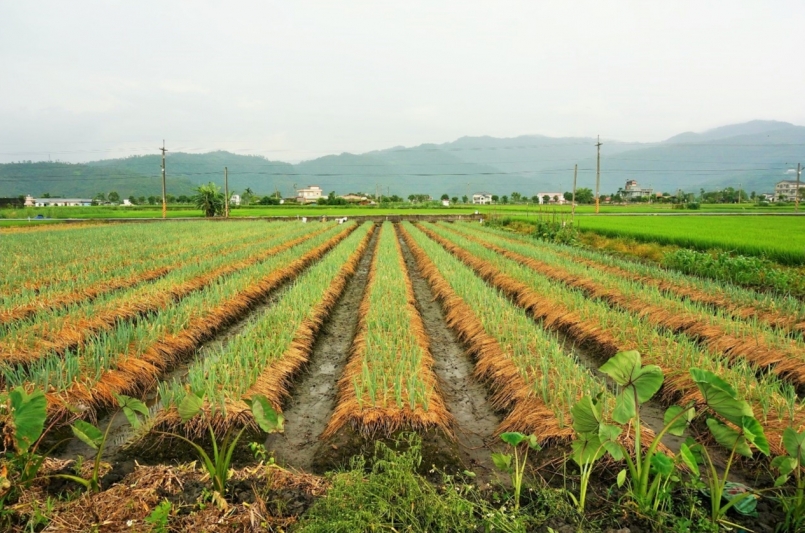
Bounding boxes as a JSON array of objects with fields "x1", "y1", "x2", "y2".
[
  {"x1": 397, "y1": 228, "x2": 501, "y2": 484},
  {"x1": 264, "y1": 226, "x2": 379, "y2": 472}
]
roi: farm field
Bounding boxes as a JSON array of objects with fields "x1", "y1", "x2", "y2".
[
  {"x1": 574, "y1": 214, "x2": 805, "y2": 265},
  {"x1": 1, "y1": 219, "x2": 804, "y2": 531}
]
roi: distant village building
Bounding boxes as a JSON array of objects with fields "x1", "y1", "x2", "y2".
[
  {"x1": 441, "y1": 199, "x2": 450, "y2": 207},
  {"x1": 536, "y1": 192, "x2": 567, "y2": 205},
  {"x1": 619, "y1": 179, "x2": 653, "y2": 200},
  {"x1": 472, "y1": 192, "x2": 493, "y2": 205},
  {"x1": 230, "y1": 194, "x2": 241, "y2": 206},
  {"x1": 296, "y1": 185, "x2": 324, "y2": 203},
  {"x1": 31, "y1": 197, "x2": 93, "y2": 207},
  {"x1": 760, "y1": 193, "x2": 777, "y2": 203},
  {"x1": 24, "y1": 195, "x2": 35, "y2": 207},
  {"x1": 775, "y1": 180, "x2": 804, "y2": 202},
  {"x1": 339, "y1": 194, "x2": 370, "y2": 204}
]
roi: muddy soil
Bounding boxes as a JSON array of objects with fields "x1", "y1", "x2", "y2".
[
  {"x1": 397, "y1": 228, "x2": 503, "y2": 486},
  {"x1": 264, "y1": 227, "x2": 379, "y2": 471}
]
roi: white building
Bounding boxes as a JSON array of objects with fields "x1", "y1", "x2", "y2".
[
  {"x1": 775, "y1": 180, "x2": 804, "y2": 202},
  {"x1": 32, "y1": 197, "x2": 93, "y2": 207},
  {"x1": 441, "y1": 199, "x2": 450, "y2": 207},
  {"x1": 472, "y1": 192, "x2": 493, "y2": 205},
  {"x1": 620, "y1": 180, "x2": 653, "y2": 200},
  {"x1": 230, "y1": 194, "x2": 241, "y2": 206},
  {"x1": 536, "y1": 192, "x2": 567, "y2": 205},
  {"x1": 297, "y1": 185, "x2": 324, "y2": 203}
]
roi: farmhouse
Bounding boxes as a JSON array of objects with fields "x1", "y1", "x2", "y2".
[
  {"x1": 775, "y1": 180, "x2": 804, "y2": 202},
  {"x1": 619, "y1": 179, "x2": 653, "y2": 200},
  {"x1": 296, "y1": 185, "x2": 325, "y2": 203},
  {"x1": 27, "y1": 195, "x2": 92, "y2": 207},
  {"x1": 472, "y1": 192, "x2": 493, "y2": 204},
  {"x1": 536, "y1": 192, "x2": 567, "y2": 205}
]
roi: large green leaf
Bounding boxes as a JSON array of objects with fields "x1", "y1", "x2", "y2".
[
  {"x1": 740, "y1": 416, "x2": 769, "y2": 456},
  {"x1": 71, "y1": 420, "x2": 103, "y2": 450},
  {"x1": 491, "y1": 452, "x2": 512, "y2": 473},
  {"x1": 690, "y1": 368, "x2": 753, "y2": 425},
  {"x1": 600, "y1": 350, "x2": 663, "y2": 404},
  {"x1": 612, "y1": 392, "x2": 636, "y2": 425},
  {"x1": 571, "y1": 433, "x2": 605, "y2": 466},
  {"x1": 706, "y1": 418, "x2": 752, "y2": 457},
  {"x1": 650, "y1": 452, "x2": 674, "y2": 476},
  {"x1": 9, "y1": 387, "x2": 47, "y2": 452},
  {"x1": 571, "y1": 396, "x2": 600, "y2": 435},
  {"x1": 679, "y1": 443, "x2": 700, "y2": 477},
  {"x1": 178, "y1": 392, "x2": 204, "y2": 422},
  {"x1": 500, "y1": 432, "x2": 527, "y2": 447},
  {"x1": 782, "y1": 427, "x2": 805, "y2": 463},
  {"x1": 663, "y1": 405, "x2": 694, "y2": 437},
  {"x1": 115, "y1": 393, "x2": 150, "y2": 429},
  {"x1": 246, "y1": 395, "x2": 284, "y2": 434}
]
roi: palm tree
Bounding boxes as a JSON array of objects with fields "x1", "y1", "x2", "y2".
[{"x1": 193, "y1": 182, "x2": 224, "y2": 217}]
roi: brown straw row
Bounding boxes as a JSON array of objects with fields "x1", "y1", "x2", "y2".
[
  {"x1": 417, "y1": 223, "x2": 799, "y2": 455},
  {"x1": 474, "y1": 225, "x2": 804, "y2": 335},
  {"x1": 440, "y1": 223, "x2": 805, "y2": 387},
  {"x1": 398, "y1": 224, "x2": 571, "y2": 443},
  {"x1": 0, "y1": 266, "x2": 171, "y2": 327},
  {"x1": 48, "y1": 224, "x2": 360, "y2": 426},
  {"x1": 322, "y1": 224, "x2": 452, "y2": 439},
  {"x1": 0, "y1": 224, "x2": 333, "y2": 367}
]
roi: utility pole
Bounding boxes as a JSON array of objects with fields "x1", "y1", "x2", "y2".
[
  {"x1": 796, "y1": 163, "x2": 802, "y2": 213},
  {"x1": 571, "y1": 164, "x2": 578, "y2": 222},
  {"x1": 595, "y1": 136, "x2": 602, "y2": 214},
  {"x1": 224, "y1": 167, "x2": 229, "y2": 218},
  {"x1": 160, "y1": 140, "x2": 167, "y2": 219}
]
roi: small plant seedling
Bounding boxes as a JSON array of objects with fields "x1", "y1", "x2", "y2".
[{"x1": 491, "y1": 432, "x2": 540, "y2": 510}]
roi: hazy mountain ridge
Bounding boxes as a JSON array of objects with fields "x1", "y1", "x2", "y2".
[{"x1": 2, "y1": 121, "x2": 802, "y2": 199}]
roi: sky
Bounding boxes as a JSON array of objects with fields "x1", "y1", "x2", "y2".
[{"x1": 1, "y1": 0, "x2": 804, "y2": 164}]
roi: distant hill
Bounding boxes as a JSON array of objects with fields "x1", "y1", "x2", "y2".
[{"x1": 1, "y1": 121, "x2": 802, "y2": 199}]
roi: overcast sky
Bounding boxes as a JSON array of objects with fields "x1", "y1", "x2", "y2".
[{"x1": 1, "y1": 1, "x2": 803, "y2": 164}]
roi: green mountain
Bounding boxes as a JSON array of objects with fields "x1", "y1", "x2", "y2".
[
  {"x1": 1, "y1": 121, "x2": 802, "y2": 199},
  {"x1": 0, "y1": 161, "x2": 197, "y2": 199}
]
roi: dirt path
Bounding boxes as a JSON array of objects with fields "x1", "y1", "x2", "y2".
[
  {"x1": 264, "y1": 227, "x2": 379, "y2": 471},
  {"x1": 397, "y1": 228, "x2": 503, "y2": 485}
]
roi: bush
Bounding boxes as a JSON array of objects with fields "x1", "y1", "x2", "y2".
[{"x1": 685, "y1": 202, "x2": 701, "y2": 210}]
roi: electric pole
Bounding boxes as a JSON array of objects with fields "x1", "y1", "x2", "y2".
[
  {"x1": 224, "y1": 167, "x2": 229, "y2": 218},
  {"x1": 796, "y1": 163, "x2": 801, "y2": 213},
  {"x1": 160, "y1": 140, "x2": 167, "y2": 219},
  {"x1": 571, "y1": 164, "x2": 578, "y2": 222},
  {"x1": 595, "y1": 136, "x2": 602, "y2": 214}
]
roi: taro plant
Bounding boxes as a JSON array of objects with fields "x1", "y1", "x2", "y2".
[
  {"x1": 0, "y1": 387, "x2": 51, "y2": 509},
  {"x1": 770, "y1": 427, "x2": 805, "y2": 532},
  {"x1": 159, "y1": 391, "x2": 284, "y2": 507},
  {"x1": 58, "y1": 393, "x2": 149, "y2": 493},
  {"x1": 680, "y1": 368, "x2": 770, "y2": 529},
  {"x1": 491, "y1": 432, "x2": 540, "y2": 510},
  {"x1": 571, "y1": 350, "x2": 694, "y2": 514},
  {"x1": 567, "y1": 395, "x2": 617, "y2": 513}
]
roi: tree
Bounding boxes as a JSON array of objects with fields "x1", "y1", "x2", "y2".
[
  {"x1": 147, "y1": 196, "x2": 157, "y2": 205},
  {"x1": 108, "y1": 191, "x2": 120, "y2": 203},
  {"x1": 177, "y1": 195, "x2": 189, "y2": 203},
  {"x1": 491, "y1": 195, "x2": 499, "y2": 203},
  {"x1": 510, "y1": 192, "x2": 522, "y2": 203},
  {"x1": 93, "y1": 192, "x2": 106, "y2": 202},
  {"x1": 166, "y1": 194, "x2": 176, "y2": 203},
  {"x1": 259, "y1": 195, "x2": 280, "y2": 205},
  {"x1": 440, "y1": 193, "x2": 449, "y2": 201},
  {"x1": 128, "y1": 195, "x2": 137, "y2": 205},
  {"x1": 193, "y1": 182, "x2": 225, "y2": 217},
  {"x1": 137, "y1": 196, "x2": 146, "y2": 205},
  {"x1": 501, "y1": 195, "x2": 509, "y2": 204},
  {"x1": 242, "y1": 188, "x2": 255, "y2": 206},
  {"x1": 531, "y1": 195, "x2": 540, "y2": 204},
  {"x1": 462, "y1": 195, "x2": 468, "y2": 204},
  {"x1": 574, "y1": 188, "x2": 594, "y2": 204},
  {"x1": 451, "y1": 197, "x2": 458, "y2": 204},
  {"x1": 42, "y1": 192, "x2": 51, "y2": 198}
]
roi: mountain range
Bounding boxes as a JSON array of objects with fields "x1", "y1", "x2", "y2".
[{"x1": 1, "y1": 120, "x2": 802, "y2": 199}]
